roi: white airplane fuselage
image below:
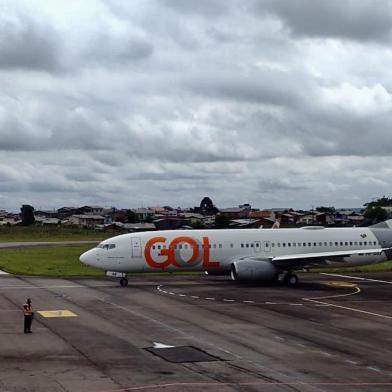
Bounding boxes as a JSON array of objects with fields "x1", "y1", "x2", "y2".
[{"x1": 80, "y1": 222, "x2": 392, "y2": 282}]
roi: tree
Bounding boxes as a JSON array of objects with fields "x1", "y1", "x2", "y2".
[
  {"x1": 125, "y1": 210, "x2": 139, "y2": 223},
  {"x1": 190, "y1": 220, "x2": 205, "y2": 229},
  {"x1": 215, "y1": 214, "x2": 229, "y2": 229},
  {"x1": 20, "y1": 205, "x2": 35, "y2": 226},
  {"x1": 364, "y1": 196, "x2": 392, "y2": 209},
  {"x1": 200, "y1": 196, "x2": 219, "y2": 215},
  {"x1": 363, "y1": 206, "x2": 388, "y2": 224}
]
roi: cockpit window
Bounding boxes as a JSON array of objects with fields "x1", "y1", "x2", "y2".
[{"x1": 97, "y1": 243, "x2": 116, "y2": 250}]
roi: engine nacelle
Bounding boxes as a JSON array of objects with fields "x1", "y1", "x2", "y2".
[{"x1": 231, "y1": 259, "x2": 278, "y2": 281}]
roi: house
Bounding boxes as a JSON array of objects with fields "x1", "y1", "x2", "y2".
[
  {"x1": 248, "y1": 210, "x2": 277, "y2": 221},
  {"x1": 70, "y1": 215, "x2": 105, "y2": 227},
  {"x1": 57, "y1": 207, "x2": 78, "y2": 219},
  {"x1": 153, "y1": 217, "x2": 191, "y2": 230},
  {"x1": 229, "y1": 219, "x2": 264, "y2": 229},
  {"x1": 135, "y1": 208, "x2": 155, "y2": 221},
  {"x1": 219, "y1": 207, "x2": 250, "y2": 219}
]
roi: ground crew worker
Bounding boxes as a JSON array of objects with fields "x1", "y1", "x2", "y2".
[{"x1": 23, "y1": 299, "x2": 33, "y2": 333}]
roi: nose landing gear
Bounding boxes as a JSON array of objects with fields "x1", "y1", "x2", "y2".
[{"x1": 120, "y1": 277, "x2": 128, "y2": 287}]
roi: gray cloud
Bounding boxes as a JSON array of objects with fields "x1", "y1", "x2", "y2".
[
  {"x1": 257, "y1": 0, "x2": 392, "y2": 42},
  {"x1": 1, "y1": 0, "x2": 392, "y2": 212},
  {"x1": 0, "y1": 10, "x2": 61, "y2": 71}
]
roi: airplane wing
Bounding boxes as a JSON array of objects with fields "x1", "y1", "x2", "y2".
[{"x1": 270, "y1": 248, "x2": 386, "y2": 269}]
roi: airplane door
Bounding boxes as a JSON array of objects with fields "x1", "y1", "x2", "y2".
[
  {"x1": 264, "y1": 241, "x2": 271, "y2": 252},
  {"x1": 131, "y1": 237, "x2": 142, "y2": 257},
  {"x1": 254, "y1": 241, "x2": 261, "y2": 253}
]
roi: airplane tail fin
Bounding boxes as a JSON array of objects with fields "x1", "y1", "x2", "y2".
[{"x1": 370, "y1": 219, "x2": 392, "y2": 229}]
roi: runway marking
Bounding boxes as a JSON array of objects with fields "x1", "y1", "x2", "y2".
[
  {"x1": 38, "y1": 310, "x2": 77, "y2": 318},
  {"x1": 322, "y1": 273, "x2": 392, "y2": 285},
  {"x1": 205, "y1": 297, "x2": 215, "y2": 301},
  {"x1": 304, "y1": 286, "x2": 392, "y2": 320},
  {"x1": 0, "y1": 270, "x2": 9, "y2": 275}
]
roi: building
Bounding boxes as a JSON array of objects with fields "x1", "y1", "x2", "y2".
[{"x1": 69, "y1": 215, "x2": 105, "y2": 227}]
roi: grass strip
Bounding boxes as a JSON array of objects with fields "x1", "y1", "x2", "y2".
[
  {"x1": 0, "y1": 225, "x2": 117, "y2": 242},
  {"x1": 0, "y1": 245, "x2": 102, "y2": 277}
]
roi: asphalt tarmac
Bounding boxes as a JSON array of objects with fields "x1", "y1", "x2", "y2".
[{"x1": 0, "y1": 272, "x2": 391, "y2": 392}]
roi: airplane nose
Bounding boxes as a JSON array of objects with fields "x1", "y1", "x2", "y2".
[{"x1": 80, "y1": 250, "x2": 95, "y2": 267}]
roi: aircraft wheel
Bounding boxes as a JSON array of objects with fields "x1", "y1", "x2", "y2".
[
  {"x1": 120, "y1": 278, "x2": 128, "y2": 287},
  {"x1": 284, "y1": 273, "x2": 298, "y2": 286}
]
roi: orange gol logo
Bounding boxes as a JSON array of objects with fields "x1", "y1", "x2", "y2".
[{"x1": 144, "y1": 236, "x2": 220, "y2": 269}]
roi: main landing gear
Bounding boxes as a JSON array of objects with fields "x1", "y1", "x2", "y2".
[
  {"x1": 120, "y1": 277, "x2": 129, "y2": 287},
  {"x1": 282, "y1": 272, "x2": 299, "y2": 286}
]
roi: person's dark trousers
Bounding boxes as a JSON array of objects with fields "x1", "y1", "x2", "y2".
[{"x1": 24, "y1": 316, "x2": 32, "y2": 333}]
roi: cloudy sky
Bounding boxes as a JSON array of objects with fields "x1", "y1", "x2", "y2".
[{"x1": 1, "y1": 0, "x2": 392, "y2": 212}]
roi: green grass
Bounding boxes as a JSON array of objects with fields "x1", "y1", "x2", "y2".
[
  {"x1": 0, "y1": 225, "x2": 120, "y2": 242},
  {"x1": 313, "y1": 260, "x2": 392, "y2": 273},
  {"x1": 0, "y1": 245, "x2": 103, "y2": 276}
]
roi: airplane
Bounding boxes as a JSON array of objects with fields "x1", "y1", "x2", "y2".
[{"x1": 80, "y1": 219, "x2": 392, "y2": 287}]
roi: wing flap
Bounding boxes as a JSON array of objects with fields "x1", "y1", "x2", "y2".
[{"x1": 271, "y1": 248, "x2": 386, "y2": 269}]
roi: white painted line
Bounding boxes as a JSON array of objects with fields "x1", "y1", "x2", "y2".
[
  {"x1": 322, "y1": 273, "x2": 392, "y2": 285},
  {"x1": 153, "y1": 342, "x2": 175, "y2": 349},
  {"x1": 205, "y1": 297, "x2": 215, "y2": 300},
  {"x1": 0, "y1": 270, "x2": 9, "y2": 275},
  {"x1": 223, "y1": 299, "x2": 235, "y2": 302},
  {"x1": 265, "y1": 302, "x2": 277, "y2": 304},
  {"x1": 243, "y1": 300, "x2": 254, "y2": 303},
  {"x1": 178, "y1": 294, "x2": 186, "y2": 297},
  {"x1": 190, "y1": 296, "x2": 199, "y2": 299},
  {"x1": 304, "y1": 297, "x2": 392, "y2": 320},
  {"x1": 290, "y1": 304, "x2": 303, "y2": 306},
  {"x1": 346, "y1": 360, "x2": 358, "y2": 365},
  {"x1": 367, "y1": 366, "x2": 381, "y2": 373},
  {"x1": 168, "y1": 292, "x2": 175, "y2": 295}
]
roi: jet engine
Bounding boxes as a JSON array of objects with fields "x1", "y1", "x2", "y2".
[{"x1": 231, "y1": 259, "x2": 278, "y2": 281}]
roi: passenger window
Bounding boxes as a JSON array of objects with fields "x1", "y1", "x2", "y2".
[
  {"x1": 272, "y1": 243, "x2": 275, "y2": 247},
  {"x1": 213, "y1": 244, "x2": 216, "y2": 248},
  {"x1": 354, "y1": 242, "x2": 358, "y2": 246},
  {"x1": 345, "y1": 242, "x2": 348, "y2": 246},
  {"x1": 282, "y1": 243, "x2": 286, "y2": 247},
  {"x1": 340, "y1": 242, "x2": 343, "y2": 246},
  {"x1": 293, "y1": 243, "x2": 296, "y2": 247},
  {"x1": 335, "y1": 242, "x2": 338, "y2": 246},
  {"x1": 288, "y1": 243, "x2": 291, "y2": 247},
  {"x1": 277, "y1": 243, "x2": 281, "y2": 247},
  {"x1": 157, "y1": 245, "x2": 161, "y2": 250},
  {"x1": 324, "y1": 242, "x2": 327, "y2": 246},
  {"x1": 250, "y1": 243, "x2": 254, "y2": 248},
  {"x1": 152, "y1": 245, "x2": 156, "y2": 250},
  {"x1": 241, "y1": 244, "x2": 244, "y2": 248},
  {"x1": 298, "y1": 243, "x2": 301, "y2": 247},
  {"x1": 308, "y1": 243, "x2": 311, "y2": 247},
  {"x1": 219, "y1": 244, "x2": 222, "y2": 248},
  {"x1": 349, "y1": 242, "x2": 353, "y2": 246},
  {"x1": 364, "y1": 241, "x2": 367, "y2": 246},
  {"x1": 303, "y1": 243, "x2": 306, "y2": 247},
  {"x1": 329, "y1": 242, "x2": 332, "y2": 246},
  {"x1": 246, "y1": 244, "x2": 249, "y2": 248},
  {"x1": 230, "y1": 243, "x2": 234, "y2": 248},
  {"x1": 255, "y1": 243, "x2": 259, "y2": 247},
  {"x1": 319, "y1": 242, "x2": 322, "y2": 246},
  {"x1": 359, "y1": 242, "x2": 362, "y2": 246}
]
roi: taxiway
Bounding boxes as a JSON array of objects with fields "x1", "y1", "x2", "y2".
[{"x1": 0, "y1": 272, "x2": 391, "y2": 392}]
